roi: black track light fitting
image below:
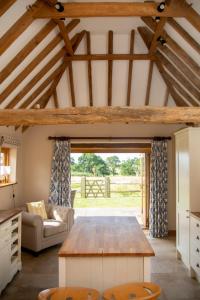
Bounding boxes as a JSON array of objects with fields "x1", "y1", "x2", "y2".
[
  {"x1": 54, "y1": 2, "x2": 64, "y2": 12},
  {"x1": 155, "y1": 16, "x2": 161, "y2": 22},
  {"x1": 157, "y1": 36, "x2": 167, "y2": 46},
  {"x1": 60, "y1": 17, "x2": 65, "y2": 21},
  {"x1": 157, "y1": 2, "x2": 166, "y2": 12}
]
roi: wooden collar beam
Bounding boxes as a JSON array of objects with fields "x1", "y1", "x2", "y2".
[
  {"x1": 0, "y1": 107, "x2": 200, "y2": 126},
  {"x1": 64, "y1": 54, "x2": 155, "y2": 61},
  {"x1": 33, "y1": 2, "x2": 189, "y2": 18}
]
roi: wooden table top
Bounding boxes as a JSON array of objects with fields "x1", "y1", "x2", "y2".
[
  {"x1": 0, "y1": 208, "x2": 21, "y2": 225},
  {"x1": 191, "y1": 212, "x2": 200, "y2": 220},
  {"x1": 59, "y1": 216, "x2": 155, "y2": 257}
]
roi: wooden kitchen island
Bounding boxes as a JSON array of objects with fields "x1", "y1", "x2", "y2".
[{"x1": 59, "y1": 216, "x2": 154, "y2": 292}]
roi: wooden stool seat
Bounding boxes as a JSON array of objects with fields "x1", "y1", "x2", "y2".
[
  {"x1": 103, "y1": 282, "x2": 161, "y2": 300},
  {"x1": 38, "y1": 287, "x2": 100, "y2": 300}
]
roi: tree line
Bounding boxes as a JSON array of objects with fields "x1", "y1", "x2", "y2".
[{"x1": 71, "y1": 153, "x2": 142, "y2": 176}]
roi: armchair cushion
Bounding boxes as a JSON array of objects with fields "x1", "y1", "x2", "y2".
[
  {"x1": 27, "y1": 200, "x2": 47, "y2": 220},
  {"x1": 43, "y1": 219, "x2": 67, "y2": 237}
]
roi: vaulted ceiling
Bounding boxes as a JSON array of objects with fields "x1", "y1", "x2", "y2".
[{"x1": 0, "y1": 0, "x2": 200, "y2": 128}]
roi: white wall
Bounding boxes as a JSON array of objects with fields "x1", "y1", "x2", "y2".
[
  {"x1": 0, "y1": 127, "x2": 23, "y2": 210},
  {"x1": 21, "y1": 124, "x2": 184, "y2": 230}
]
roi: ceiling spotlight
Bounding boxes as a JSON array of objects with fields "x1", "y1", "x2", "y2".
[
  {"x1": 157, "y1": 36, "x2": 167, "y2": 46},
  {"x1": 157, "y1": 2, "x2": 166, "y2": 12},
  {"x1": 54, "y1": 2, "x2": 64, "y2": 12},
  {"x1": 155, "y1": 16, "x2": 161, "y2": 22}
]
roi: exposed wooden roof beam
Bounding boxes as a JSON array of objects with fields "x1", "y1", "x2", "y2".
[
  {"x1": 138, "y1": 26, "x2": 200, "y2": 91},
  {"x1": 33, "y1": 2, "x2": 189, "y2": 19},
  {"x1": 145, "y1": 61, "x2": 154, "y2": 106},
  {"x1": 86, "y1": 31, "x2": 93, "y2": 106},
  {"x1": 0, "y1": 0, "x2": 16, "y2": 17},
  {"x1": 186, "y1": 2, "x2": 200, "y2": 32},
  {"x1": 55, "y1": 20, "x2": 74, "y2": 55},
  {"x1": 149, "y1": 17, "x2": 167, "y2": 53},
  {"x1": 168, "y1": 18, "x2": 200, "y2": 54},
  {"x1": 126, "y1": 30, "x2": 135, "y2": 106},
  {"x1": 141, "y1": 17, "x2": 200, "y2": 77},
  {"x1": 0, "y1": 0, "x2": 43, "y2": 55},
  {"x1": 68, "y1": 61, "x2": 76, "y2": 106},
  {"x1": 16, "y1": 31, "x2": 85, "y2": 110},
  {"x1": 2, "y1": 106, "x2": 200, "y2": 126},
  {"x1": 108, "y1": 31, "x2": 113, "y2": 106},
  {"x1": 138, "y1": 26, "x2": 189, "y2": 107},
  {"x1": 16, "y1": 63, "x2": 65, "y2": 109},
  {"x1": 64, "y1": 54, "x2": 155, "y2": 61},
  {"x1": 156, "y1": 51, "x2": 200, "y2": 101},
  {"x1": 157, "y1": 61, "x2": 199, "y2": 107},
  {"x1": 53, "y1": 90, "x2": 59, "y2": 108},
  {"x1": 0, "y1": 20, "x2": 56, "y2": 83},
  {"x1": 0, "y1": 19, "x2": 80, "y2": 105},
  {"x1": 4, "y1": 32, "x2": 81, "y2": 108}
]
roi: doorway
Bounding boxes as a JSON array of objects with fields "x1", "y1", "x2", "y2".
[{"x1": 71, "y1": 143, "x2": 150, "y2": 227}]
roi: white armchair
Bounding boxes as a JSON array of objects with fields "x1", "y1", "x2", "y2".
[{"x1": 21, "y1": 203, "x2": 74, "y2": 253}]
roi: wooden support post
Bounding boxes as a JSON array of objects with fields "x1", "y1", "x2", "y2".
[
  {"x1": 81, "y1": 176, "x2": 86, "y2": 198},
  {"x1": 108, "y1": 31, "x2": 113, "y2": 106},
  {"x1": 145, "y1": 61, "x2": 154, "y2": 106},
  {"x1": 86, "y1": 31, "x2": 93, "y2": 106},
  {"x1": 68, "y1": 61, "x2": 76, "y2": 107},
  {"x1": 104, "y1": 177, "x2": 110, "y2": 198},
  {"x1": 127, "y1": 30, "x2": 135, "y2": 106},
  {"x1": 53, "y1": 89, "x2": 59, "y2": 108}
]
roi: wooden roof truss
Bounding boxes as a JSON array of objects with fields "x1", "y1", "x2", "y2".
[{"x1": 0, "y1": 0, "x2": 200, "y2": 126}]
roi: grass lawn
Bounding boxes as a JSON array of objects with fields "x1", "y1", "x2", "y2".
[
  {"x1": 72, "y1": 177, "x2": 143, "y2": 208},
  {"x1": 73, "y1": 193, "x2": 142, "y2": 208}
]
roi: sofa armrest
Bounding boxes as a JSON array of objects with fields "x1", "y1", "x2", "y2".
[{"x1": 22, "y1": 211, "x2": 43, "y2": 227}]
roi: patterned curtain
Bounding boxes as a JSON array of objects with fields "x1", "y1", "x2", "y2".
[
  {"x1": 149, "y1": 140, "x2": 168, "y2": 238},
  {"x1": 49, "y1": 140, "x2": 71, "y2": 207}
]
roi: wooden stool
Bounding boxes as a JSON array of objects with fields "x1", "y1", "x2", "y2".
[
  {"x1": 38, "y1": 287, "x2": 100, "y2": 300},
  {"x1": 103, "y1": 282, "x2": 161, "y2": 300}
]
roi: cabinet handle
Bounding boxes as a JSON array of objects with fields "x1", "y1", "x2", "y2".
[
  {"x1": 197, "y1": 263, "x2": 200, "y2": 268},
  {"x1": 197, "y1": 223, "x2": 200, "y2": 228},
  {"x1": 196, "y1": 248, "x2": 200, "y2": 253},
  {"x1": 197, "y1": 236, "x2": 200, "y2": 240}
]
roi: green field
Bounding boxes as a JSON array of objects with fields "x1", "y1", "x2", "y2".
[{"x1": 71, "y1": 178, "x2": 143, "y2": 208}]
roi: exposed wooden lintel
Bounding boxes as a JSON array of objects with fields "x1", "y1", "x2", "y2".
[{"x1": 2, "y1": 107, "x2": 200, "y2": 126}]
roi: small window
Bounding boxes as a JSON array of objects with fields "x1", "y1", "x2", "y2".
[{"x1": 0, "y1": 147, "x2": 16, "y2": 186}]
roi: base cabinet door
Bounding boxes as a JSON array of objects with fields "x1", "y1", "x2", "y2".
[{"x1": 0, "y1": 245, "x2": 11, "y2": 292}]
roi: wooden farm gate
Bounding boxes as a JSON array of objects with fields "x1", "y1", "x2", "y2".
[{"x1": 81, "y1": 176, "x2": 110, "y2": 198}]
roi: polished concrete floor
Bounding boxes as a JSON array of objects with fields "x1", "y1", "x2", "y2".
[{"x1": 1, "y1": 236, "x2": 200, "y2": 300}]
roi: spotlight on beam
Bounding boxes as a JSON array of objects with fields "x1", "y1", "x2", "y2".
[
  {"x1": 157, "y1": 36, "x2": 167, "y2": 46},
  {"x1": 157, "y1": 2, "x2": 166, "y2": 12},
  {"x1": 155, "y1": 16, "x2": 161, "y2": 23},
  {"x1": 54, "y1": 2, "x2": 64, "y2": 12}
]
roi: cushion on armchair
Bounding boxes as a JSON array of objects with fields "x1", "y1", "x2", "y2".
[
  {"x1": 43, "y1": 219, "x2": 67, "y2": 237},
  {"x1": 27, "y1": 200, "x2": 47, "y2": 220}
]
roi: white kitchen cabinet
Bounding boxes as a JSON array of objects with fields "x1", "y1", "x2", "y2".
[
  {"x1": 0, "y1": 210, "x2": 22, "y2": 294},
  {"x1": 175, "y1": 128, "x2": 200, "y2": 269},
  {"x1": 190, "y1": 214, "x2": 200, "y2": 282}
]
